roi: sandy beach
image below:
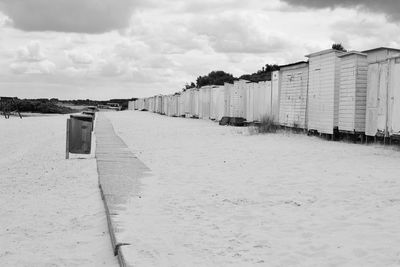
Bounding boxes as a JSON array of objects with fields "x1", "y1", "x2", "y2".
[
  {"x1": 105, "y1": 110, "x2": 400, "y2": 266},
  {"x1": 0, "y1": 115, "x2": 117, "y2": 266}
]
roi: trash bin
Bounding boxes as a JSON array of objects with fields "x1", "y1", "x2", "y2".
[
  {"x1": 68, "y1": 114, "x2": 93, "y2": 154},
  {"x1": 82, "y1": 111, "x2": 95, "y2": 120}
]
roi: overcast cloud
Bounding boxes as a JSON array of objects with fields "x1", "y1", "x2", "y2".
[
  {"x1": 0, "y1": 0, "x2": 399, "y2": 99},
  {"x1": 281, "y1": 0, "x2": 400, "y2": 21},
  {"x1": 0, "y1": 0, "x2": 141, "y2": 33}
]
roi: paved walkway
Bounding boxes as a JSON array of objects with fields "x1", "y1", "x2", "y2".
[{"x1": 95, "y1": 112, "x2": 151, "y2": 266}]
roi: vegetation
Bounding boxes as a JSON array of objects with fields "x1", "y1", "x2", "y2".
[
  {"x1": 239, "y1": 64, "x2": 280, "y2": 82},
  {"x1": 196, "y1": 71, "x2": 235, "y2": 88},
  {"x1": 2, "y1": 98, "x2": 75, "y2": 114},
  {"x1": 257, "y1": 115, "x2": 278, "y2": 133},
  {"x1": 332, "y1": 43, "x2": 347, "y2": 52}
]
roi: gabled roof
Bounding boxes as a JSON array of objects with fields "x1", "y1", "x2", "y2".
[
  {"x1": 279, "y1": 61, "x2": 308, "y2": 69},
  {"x1": 305, "y1": 49, "x2": 347, "y2": 58},
  {"x1": 338, "y1": 51, "x2": 367, "y2": 57},
  {"x1": 362, "y1": 47, "x2": 400, "y2": 53}
]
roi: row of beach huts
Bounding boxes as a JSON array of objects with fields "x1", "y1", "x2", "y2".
[{"x1": 129, "y1": 47, "x2": 400, "y2": 140}]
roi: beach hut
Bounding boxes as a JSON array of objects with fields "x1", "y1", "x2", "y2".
[
  {"x1": 188, "y1": 88, "x2": 199, "y2": 118},
  {"x1": 181, "y1": 90, "x2": 191, "y2": 117},
  {"x1": 279, "y1": 61, "x2": 309, "y2": 129},
  {"x1": 209, "y1": 85, "x2": 225, "y2": 121},
  {"x1": 224, "y1": 82, "x2": 232, "y2": 119},
  {"x1": 128, "y1": 101, "x2": 135, "y2": 110},
  {"x1": 230, "y1": 80, "x2": 248, "y2": 119},
  {"x1": 199, "y1": 86, "x2": 212, "y2": 119},
  {"x1": 271, "y1": 71, "x2": 281, "y2": 123},
  {"x1": 155, "y1": 95, "x2": 162, "y2": 114},
  {"x1": 338, "y1": 52, "x2": 368, "y2": 134},
  {"x1": 245, "y1": 81, "x2": 273, "y2": 123},
  {"x1": 137, "y1": 98, "x2": 145, "y2": 111},
  {"x1": 364, "y1": 47, "x2": 400, "y2": 137},
  {"x1": 245, "y1": 82, "x2": 256, "y2": 122},
  {"x1": 306, "y1": 49, "x2": 346, "y2": 134},
  {"x1": 162, "y1": 95, "x2": 168, "y2": 115}
]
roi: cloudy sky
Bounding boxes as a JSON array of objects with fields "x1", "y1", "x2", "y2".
[{"x1": 0, "y1": 0, "x2": 399, "y2": 100}]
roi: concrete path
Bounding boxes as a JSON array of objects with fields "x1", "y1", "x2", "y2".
[{"x1": 95, "y1": 112, "x2": 151, "y2": 266}]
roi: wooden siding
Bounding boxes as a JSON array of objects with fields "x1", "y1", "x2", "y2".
[
  {"x1": 230, "y1": 80, "x2": 247, "y2": 118},
  {"x1": 271, "y1": 71, "x2": 281, "y2": 123},
  {"x1": 389, "y1": 58, "x2": 400, "y2": 135},
  {"x1": 338, "y1": 54, "x2": 368, "y2": 132},
  {"x1": 279, "y1": 63, "x2": 309, "y2": 128},
  {"x1": 307, "y1": 50, "x2": 342, "y2": 134}
]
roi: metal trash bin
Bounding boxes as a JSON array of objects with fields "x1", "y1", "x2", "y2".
[
  {"x1": 67, "y1": 114, "x2": 93, "y2": 155},
  {"x1": 82, "y1": 111, "x2": 95, "y2": 120}
]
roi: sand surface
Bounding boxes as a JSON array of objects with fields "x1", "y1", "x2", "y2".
[
  {"x1": 0, "y1": 115, "x2": 117, "y2": 266},
  {"x1": 106, "y1": 110, "x2": 400, "y2": 267}
]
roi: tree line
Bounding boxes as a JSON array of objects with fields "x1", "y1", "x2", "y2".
[{"x1": 183, "y1": 43, "x2": 346, "y2": 90}]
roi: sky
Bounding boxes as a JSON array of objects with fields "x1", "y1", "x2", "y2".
[{"x1": 0, "y1": 0, "x2": 399, "y2": 100}]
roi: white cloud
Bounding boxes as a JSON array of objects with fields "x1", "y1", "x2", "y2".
[
  {"x1": 280, "y1": 0, "x2": 400, "y2": 22},
  {"x1": 0, "y1": 0, "x2": 153, "y2": 33},
  {"x1": 16, "y1": 41, "x2": 45, "y2": 62},
  {"x1": 66, "y1": 50, "x2": 93, "y2": 66},
  {"x1": 10, "y1": 59, "x2": 55, "y2": 74}
]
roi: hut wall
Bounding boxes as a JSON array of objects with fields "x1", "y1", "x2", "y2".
[
  {"x1": 271, "y1": 71, "x2": 281, "y2": 123},
  {"x1": 230, "y1": 80, "x2": 247, "y2": 119},
  {"x1": 338, "y1": 53, "x2": 368, "y2": 133},
  {"x1": 307, "y1": 49, "x2": 344, "y2": 134},
  {"x1": 224, "y1": 83, "x2": 232, "y2": 118},
  {"x1": 279, "y1": 62, "x2": 309, "y2": 129}
]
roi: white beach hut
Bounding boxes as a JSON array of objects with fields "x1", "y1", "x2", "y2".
[
  {"x1": 230, "y1": 80, "x2": 248, "y2": 119},
  {"x1": 306, "y1": 49, "x2": 346, "y2": 134},
  {"x1": 181, "y1": 90, "x2": 191, "y2": 116},
  {"x1": 246, "y1": 81, "x2": 273, "y2": 123},
  {"x1": 338, "y1": 52, "x2": 368, "y2": 133},
  {"x1": 198, "y1": 86, "x2": 212, "y2": 119},
  {"x1": 271, "y1": 71, "x2": 281, "y2": 123},
  {"x1": 364, "y1": 47, "x2": 400, "y2": 137},
  {"x1": 128, "y1": 101, "x2": 135, "y2": 110},
  {"x1": 224, "y1": 82, "x2": 233, "y2": 119},
  {"x1": 279, "y1": 61, "x2": 309, "y2": 129},
  {"x1": 209, "y1": 85, "x2": 224, "y2": 121},
  {"x1": 189, "y1": 88, "x2": 199, "y2": 118}
]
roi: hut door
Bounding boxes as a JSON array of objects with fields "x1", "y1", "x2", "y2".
[
  {"x1": 377, "y1": 62, "x2": 389, "y2": 134},
  {"x1": 390, "y1": 59, "x2": 400, "y2": 135}
]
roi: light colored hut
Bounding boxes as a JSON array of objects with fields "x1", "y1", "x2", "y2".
[
  {"x1": 364, "y1": 47, "x2": 400, "y2": 137},
  {"x1": 155, "y1": 95, "x2": 162, "y2": 114},
  {"x1": 198, "y1": 86, "x2": 212, "y2": 119},
  {"x1": 245, "y1": 81, "x2": 273, "y2": 123},
  {"x1": 177, "y1": 93, "x2": 184, "y2": 117},
  {"x1": 230, "y1": 80, "x2": 248, "y2": 119},
  {"x1": 128, "y1": 101, "x2": 135, "y2": 110},
  {"x1": 209, "y1": 85, "x2": 224, "y2": 121},
  {"x1": 271, "y1": 71, "x2": 281, "y2": 123},
  {"x1": 181, "y1": 90, "x2": 190, "y2": 117},
  {"x1": 338, "y1": 52, "x2": 368, "y2": 133},
  {"x1": 279, "y1": 61, "x2": 309, "y2": 129},
  {"x1": 189, "y1": 88, "x2": 199, "y2": 118},
  {"x1": 224, "y1": 82, "x2": 232, "y2": 118},
  {"x1": 162, "y1": 95, "x2": 168, "y2": 115},
  {"x1": 306, "y1": 49, "x2": 346, "y2": 134}
]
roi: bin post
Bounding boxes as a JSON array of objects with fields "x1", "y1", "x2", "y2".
[{"x1": 66, "y1": 118, "x2": 70, "y2": 159}]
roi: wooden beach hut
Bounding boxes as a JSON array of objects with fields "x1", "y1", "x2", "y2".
[
  {"x1": 306, "y1": 49, "x2": 346, "y2": 134},
  {"x1": 271, "y1": 71, "x2": 281, "y2": 123},
  {"x1": 230, "y1": 80, "x2": 248, "y2": 119},
  {"x1": 279, "y1": 61, "x2": 309, "y2": 129},
  {"x1": 338, "y1": 52, "x2": 368, "y2": 134},
  {"x1": 364, "y1": 47, "x2": 400, "y2": 137}
]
